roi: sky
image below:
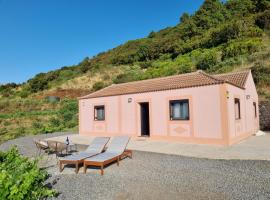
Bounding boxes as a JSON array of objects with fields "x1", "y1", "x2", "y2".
[{"x1": 0, "y1": 0, "x2": 204, "y2": 84}]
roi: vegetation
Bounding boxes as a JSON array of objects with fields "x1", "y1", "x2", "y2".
[
  {"x1": 0, "y1": 147, "x2": 56, "y2": 199},
  {"x1": 0, "y1": 99, "x2": 78, "y2": 144},
  {"x1": 0, "y1": 0, "x2": 270, "y2": 144}
]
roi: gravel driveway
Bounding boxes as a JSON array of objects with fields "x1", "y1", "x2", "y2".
[{"x1": 1, "y1": 133, "x2": 270, "y2": 200}]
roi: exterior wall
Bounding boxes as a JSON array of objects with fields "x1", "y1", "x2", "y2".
[
  {"x1": 79, "y1": 71, "x2": 259, "y2": 146},
  {"x1": 79, "y1": 84, "x2": 227, "y2": 145},
  {"x1": 226, "y1": 72, "x2": 259, "y2": 145}
]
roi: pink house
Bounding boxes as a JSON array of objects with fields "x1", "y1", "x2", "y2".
[{"x1": 78, "y1": 70, "x2": 259, "y2": 146}]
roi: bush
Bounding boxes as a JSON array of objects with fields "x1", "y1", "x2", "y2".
[
  {"x1": 49, "y1": 117, "x2": 61, "y2": 128},
  {"x1": 0, "y1": 127, "x2": 8, "y2": 135},
  {"x1": 256, "y1": 10, "x2": 270, "y2": 29},
  {"x1": 32, "y1": 121, "x2": 42, "y2": 129},
  {"x1": 18, "y1": 90, "x2": 30, "y2": 98},
  {"x1": 113, "y1": 66, "x2": 143, "y2": 84},
  {"x1": 175, "y1": 55, "x2": 194, "y2": 72},
  {"x1": 92, "y1": 81, "x2": 106, "y2": 91},
  {"x1": 27, "y1": 73, "x2": 49, "y2": 93},
  {"x1": 58, "y1": 100, "x2": 78, "y2": 129},
  {"x1": 138, "y1": 61, "x2": 153, "y2": 69},
  {"x1": 192, "y1": 49, "x2": 219, "y2": 70},
  {"x1": 222, "y1": 38, "x2": 262, "y2": 60},
  {"x1": 210, "y1": 21, "x2": 244, "y2": 47},
  {"x1": 0, "y1": 147, "x2": 55, "y2": 199},
  {"x1": 251, "y1": 62, "x2": 270, "y2": 87}
]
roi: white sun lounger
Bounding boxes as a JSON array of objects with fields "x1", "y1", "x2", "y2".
[
  {"x1": 83, "y1": 136, "x2": 132, "y2": 175},
  {"x1": 59, "y1": 137, "x2": 110, "y2": 173}
]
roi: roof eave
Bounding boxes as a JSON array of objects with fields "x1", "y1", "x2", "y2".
[{"x1": 78, "y1": 82, "x2": 225, "y2": 100}]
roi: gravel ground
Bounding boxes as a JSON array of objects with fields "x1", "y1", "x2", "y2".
[{"x1": 1, "y1": 133, "x2": 270, "y2": 200}]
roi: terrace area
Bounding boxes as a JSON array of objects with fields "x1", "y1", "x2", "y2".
[{"x1": 1, "y1": 132, "x2": 270, "y2": 199}]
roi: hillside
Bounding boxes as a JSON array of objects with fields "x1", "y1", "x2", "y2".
[{"x1": 0, "y1": 0, "x2": 270, "y2": 143}]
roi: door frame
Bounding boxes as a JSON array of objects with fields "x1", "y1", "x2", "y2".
[
  {"x1": 139, "y1": 102, "x2": 150, "y2": 136},
  {"x1": 135, "y1": 99, "x2": 152, "y2": 137}
]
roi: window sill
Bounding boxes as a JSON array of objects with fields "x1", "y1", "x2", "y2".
[{"x1": 170, "y1": 118, "x2": 190, "y2": 121}]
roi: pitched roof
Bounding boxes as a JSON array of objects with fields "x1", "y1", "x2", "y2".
[
  {"x1": 213, "y1": 70, "x2": 250, "y2": 88},
  {"x1": 79, "y1": 70, "x2": 250, "y2": 99}
]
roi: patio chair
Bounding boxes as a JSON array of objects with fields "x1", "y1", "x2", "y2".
[
  {"x1": 59, "y1": 137, "x2": 110, "y2": 173},
  {"x1": 34, "y1": 139, "x2": 49, "y2": 156},
  {"x1": 83, "y1": 136, "x2": 132, "y2": 175},
  {"x1": 47, "y1": 140, "x2": 68, "y2": 157}
]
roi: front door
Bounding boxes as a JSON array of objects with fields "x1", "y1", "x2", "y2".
[{"x1": 140, "y1": 102, "x2": 150, "y2": 136}]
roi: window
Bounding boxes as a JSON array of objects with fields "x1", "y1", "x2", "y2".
[
  {"x1": 94, "y1": 105, "x2": 105, "y2": 121},
  {"x1": 169, "y1": 99, "x2": 189, "y2": 120},
  {"x1": 253, "y1": 102, "x2": 257, "y2": 118},
  {"x1": 234, "y1": 98, "x2": 241, "y2": 120}
]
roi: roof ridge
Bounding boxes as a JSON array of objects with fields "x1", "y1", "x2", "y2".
[
  {"x1": 79, "y1": 70, "x2": 249, "y2": 99},
  {"x1": 212, "y1": 70, "x2": 250, "y2": 89},
  {"x1": 214, "y1": 69, "x2": 250, "y2": 76},
  {"x1": 198, "y1": 70, "x2": 225, "y2": 83},
  {"x1": 109, "y1": 70, "x2": 202, "y2": 87}
]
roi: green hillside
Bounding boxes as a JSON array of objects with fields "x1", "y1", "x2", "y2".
[{"x1": 0, "y1": 0, "x2": 270, "y2": 143}]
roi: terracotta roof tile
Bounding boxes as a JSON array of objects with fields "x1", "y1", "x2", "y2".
[
  {"x1": 213, "y1": 70, "x2": 250, "y2": 88},
  {"x1": 80, "y1": 70, "x2": 250, "y2": 99}
]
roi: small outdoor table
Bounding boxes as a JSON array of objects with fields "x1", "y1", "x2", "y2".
[{"x1": 65, "y1": 142, "x2": 78, "y2": 154}]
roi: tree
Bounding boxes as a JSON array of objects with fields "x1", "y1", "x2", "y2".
[
  {"x1": 225, "y1": 0, "x2": 255, "y2": 16},
  {"x1": 193, "y1": 0, "x2": 227, "y2": 30},
  {"x1": 253, "y1": 0, "x2": 270, "y2": 12},
  {"x1": 148, "y1": 31, "x2": 156, "y2": 38},
  {"x1": 180, "y1": 12, "x2": 190, "y2": 23},
  {"x1": 27, "y1": 73, "x2": 49, "y2": 93},
  {"x1": 256, "y1": 10, "x2": 270, "y2": 29}
]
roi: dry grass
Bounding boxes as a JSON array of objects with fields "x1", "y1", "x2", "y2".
[{"x1": 58, "y1": 67, "x2": 123, "y2": 90}]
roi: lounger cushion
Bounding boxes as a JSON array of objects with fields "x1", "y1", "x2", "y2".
[
  {"x1": 85, "y1": 137, "x2": 110, "y2": 152},
  {"x1": 106, "y1": 136, "x2": 130, "y2": 154},
  {"x1": 59, "y1": 151, "x2": 98, "y2": 161},
  {"x1": 84, "y1": 136, "x2": 130, "y2": 163},
  {"x1": 60, "y1": 137, "x2": 110, "y2": 161},
  {"x1": 84, "y1": 152, "x2": 119, "y2": 162}
]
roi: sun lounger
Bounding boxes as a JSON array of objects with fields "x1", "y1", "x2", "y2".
[
  {"x1": 59, "y1": 137, "x2": 110, "y2": 173},
  {"x1": 83, "y1": 136, "x2": 132, "y2": 175}
]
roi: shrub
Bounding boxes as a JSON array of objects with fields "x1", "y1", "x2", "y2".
[
  {"x1": 256, "y1": 10, "x2": 270, "y2": 29},
  {"x1": 175, "y1": 55, "x2": 194, "y2": 72},
  {"x1": 148, "y1": 31, "x2": 156, "y2": 38},
  {"x1": 0, "y1": 127, "x2": 8, "y2": 135},
  {"x1": 138, "y1": 61, "x2": 153, "y2": 69},
  {"x1": 18, "y1": 90, "x2": 30, "y2": 98},
  {"x1": 210, "y1": 20, "x2": 244, "y2": 47},
  {"x1": 79, "y1": 57, "x2": 91, "y2": 73},
  {"x1": 193, "y1": 49, "x2": 219, "y2": 70},
  {"x1": 222, "y1": 38, "x2": 262, "y2": 60},
  {"x1": 58, "y1": 100, "x2": 78, "y2": 129},
  {"x1": 0, "y1": 83, "x2": 19, "y2": 92},
  {"x1": 92, "y1": 81, "x2": 105, "y2": 91},
  {"x1": 113, "y1": 66, "x2": 143, "y2": 84},
  {"x1": 251, "y1": 62, "x2": 270, "y2": 87},
  {"x1": 0, "y1": 147, "x2": 55, "y2": 199},
  {"x1": 49, "y1": 117, "x2": 61, "y2": 128},
  {"x1": 32, "y1": 121, "x2": 42, "y2": 129}
]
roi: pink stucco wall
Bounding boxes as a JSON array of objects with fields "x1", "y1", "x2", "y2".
[
  {"x1": 79, "y1": 84, "x2": 224, "y2": 143},
  {"x1": 226, "y1": 72, "x2": 259, "y2": 144},
  {"x1": 79, "y1": 71, "x2": 259, "y2": 145}
]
